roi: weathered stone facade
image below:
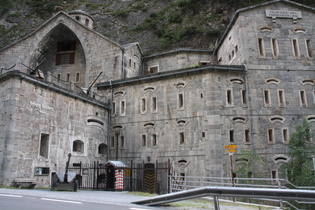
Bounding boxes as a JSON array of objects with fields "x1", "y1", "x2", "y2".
[{"x1": 0, "y1": 0, "x2": 314, "y2": 188}]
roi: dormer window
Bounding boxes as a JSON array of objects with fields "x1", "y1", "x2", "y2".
[{"x1": 56, "y1": 41, "x2": 76, "y2": 65}]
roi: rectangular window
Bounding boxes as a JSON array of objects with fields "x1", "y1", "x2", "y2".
[
  {"x1": 120, "y1": 100, "x2": 125, "y2": 115},
  {"x1": 120, "y1": 136, "x2": 125, "y2": 148},
  {"x1": 258, "y1": 38, "x2": 265, "y2": 57},
  {"x1": 57, "y1": 74, "x2": 61, "y2": 82},
  {"x1": 263, "y1": 89, "x2": 271, "y2": 107},
  {"x1": 56, "y1": 53, "x2": 75, "y2": 65},
  {"x1": 226, "y1": 89, "x2": 233, "y2": 106},
  {"x1": 292, "y1": 39, "x2": 300, "y2": 58},
  {"x1": 271, "y1": 170, "x2": 278, "y2": 179},
  {"x1": 178, "y1": 93, "x2": 184, "y2": 109},
  {"x1": 39, "y1": 133, "x2": 49, "y2": 158},
  {"x1": 278, "y1": 89, "x2": 286, "y2": 107},
  {"x1": 151, "y1": 97, "x2": 157, "y2": 113},
  {"x1": 271, "y1": 38, "x2": 279, "y2": 57},
  {"x1": 152, "y1": 134, "x2": 157, "y2": 146},
  {"x1": 141, "y1": 98, "x2": 147, "y2": 113},
  {"x1": 299, "y1": 90, "x2": 308, "y2": 107},
  {"x1": 112, "y1": 101, "x2": 116, "y2": 115},
  {"x1": 111, "y1": 137, "x2": 115, "y2": 148},
  {"x1": 35, "y1": 167, "x2": 50, "y2": 175},
  {"x1": 179, "y1": 132, "x2": 185, "y2": 145},
  {"x1": 241, "y1": 90, "x2": 247, "y2": 106},
  {"x1": 244, "y1": 129, "x2": 250, "y2": 143},
  {"x1": 229, "y1": 130, "x2": 234, "y2": 143},
  {"x1": 75, "y1": 72, "x2": 80, "y2": 83},
  {"x1": 66, "y1": 73, "x2": 70, "y2": 82},
  {"x1": 142, "y1": 135, "x2": 147, "y2": 147},
  {"x1": 267, "y1": 129, "x2": 275, "y2": 144},
  {"x1": 146, "y1": 66, "x2": 159, "y2": 75},
  {"x1": 282, "y1": 128, "x2": 289, "y2": 143},
  {"x1": 306, "y1": 39, "x2": 312, "y2": 58}
]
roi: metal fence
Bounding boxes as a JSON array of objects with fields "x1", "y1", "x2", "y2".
[{"x1": 67, "y1": 160, "x2": 170, "y2": 193}]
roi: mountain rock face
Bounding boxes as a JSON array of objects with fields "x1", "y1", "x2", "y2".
[{"x1": 0, "y1": 0, "x2": 314, "y2": 54}]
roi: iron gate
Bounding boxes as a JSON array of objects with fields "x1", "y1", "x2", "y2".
[{"x1": 67, "y1": 160, "x2": 170, "y2": 193}]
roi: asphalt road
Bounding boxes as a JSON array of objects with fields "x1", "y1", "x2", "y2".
[{"x1": 0, "y1": 188, "x2": 168, "y2": 210}]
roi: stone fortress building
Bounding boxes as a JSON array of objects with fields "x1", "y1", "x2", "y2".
[{"x1": 0, "y1": 0, "x2": 314, "y2": 188}]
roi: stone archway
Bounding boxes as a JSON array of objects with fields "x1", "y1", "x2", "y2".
[{"x1": 29, "y1": 23, "x2": 87, "y2": 88}]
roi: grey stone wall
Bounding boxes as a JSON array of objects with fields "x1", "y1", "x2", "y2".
[
  {"x1": 217, "y1": 2, "x2": 315, "y2": 71},
  {"x1": 144, "y1": 50, "x2": 213, "y2": 74},
  {"x1": 0, "y1": 73, "x2": 108, "y2": 187}
]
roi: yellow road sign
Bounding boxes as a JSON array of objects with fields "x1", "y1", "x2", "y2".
[
  {"x1": 224, "y1": 145, "x2": 237, "y2": 150},
  {"x1": 227, "y1": 149, "x2": 237, "y2": 153}
]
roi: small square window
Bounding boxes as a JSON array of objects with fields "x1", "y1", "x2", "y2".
[{"x1": 35, "y1": 167, "x2": 50, "y2": 175}]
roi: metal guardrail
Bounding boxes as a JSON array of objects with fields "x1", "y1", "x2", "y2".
[
  {"x1": 133, "y1": 186, "x2": 315, "y2": 210},
  {"x1": 168, "y1": 176, "x2": 315, "y2": 209},
  {"x1": 169, "y1": 176, "x2": 315, "y2": 192}
]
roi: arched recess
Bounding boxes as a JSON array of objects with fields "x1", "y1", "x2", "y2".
[
  {"x1": 29, "y1": 23, "x2": 87, "y2": 88},
  {"x1": 73, "y1": 140, "x2": 84, "y2": 153}
]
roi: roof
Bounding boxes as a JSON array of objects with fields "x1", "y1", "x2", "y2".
[
  {"x1": 214, "y1": 0, "x2": 315, "y2": 54},
  {"x1": 68, "y1": 10, "x2": 94, "y2": 20},
  {"x1": 96, "y1": 64, "x2": 245, "y2": 88},
  {"x1": 145, "y1": 48, "x2": 213, "y2": 59}
]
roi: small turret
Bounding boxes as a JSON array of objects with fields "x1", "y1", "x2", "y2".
[{"x1": 68, "y1": 10, "x2": 94, "y2": 29}]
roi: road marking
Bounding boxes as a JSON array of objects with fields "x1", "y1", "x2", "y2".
[
  {"x1": 40, "y1": 198, "x2": 82, "y2": 204},
  {"x1": 0, "y1": 194, "x2": 23, "y2": 198},
  {"x1": 130, "y1": 208, "x2": 150, "y2": 210}
]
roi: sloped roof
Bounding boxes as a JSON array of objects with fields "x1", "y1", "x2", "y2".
[{"x1": 214, "y1": 0, "x2": 315, "y2": 54}]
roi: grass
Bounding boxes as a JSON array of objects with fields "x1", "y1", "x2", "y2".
[{"x1": 126, "y1": 193, "x2": 277, "y2": 210}]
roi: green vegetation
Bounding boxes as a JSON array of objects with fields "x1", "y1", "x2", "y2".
[
  {"x1": 235, "y1": 150, "x2": 267, "y2": 178},
  {"x1": 283, "y1": 119, "x2": 315, "y2": 186},
  {"x1": 0, "y1": 0, "x2": 12, "y2": 17},
  {"x1": 282, "y1": 119, "x2": 315, "y2": 210}
]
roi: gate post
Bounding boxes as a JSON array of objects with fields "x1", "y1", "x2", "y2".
[{"x1": 130, "y1": 160, "x2": 133, "y2": 192}]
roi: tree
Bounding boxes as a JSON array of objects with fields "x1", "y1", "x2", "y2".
[{"x1": 283, "y1": 119, "x2": 315, "y2": 186}]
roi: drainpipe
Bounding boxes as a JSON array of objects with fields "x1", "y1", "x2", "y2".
[
  {"x1": 107, "y1": 79, "x2": 113, "y2": 161},
  {"x1": 243, "y1": 64, "x2": 254, "y2": 150},
  {"x1": 122, "y1": 50, "x2": 125, "y2": 79}
]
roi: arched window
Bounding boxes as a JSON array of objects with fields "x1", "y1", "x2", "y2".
[
  {"x1": 73, "y1": 140, "x2": 84, "y2": 153},
  {"x1": 98, "y1": 143, "x2": 107, "y2": 155}
]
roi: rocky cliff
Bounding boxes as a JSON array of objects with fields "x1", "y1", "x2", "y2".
[{"x1": 0, "y1": 0, "x2": 314, "y2": 54}]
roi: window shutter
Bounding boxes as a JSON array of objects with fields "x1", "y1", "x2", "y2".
[{"x1": 55, "y1": 54, "x2": 61, "y2": 65}]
